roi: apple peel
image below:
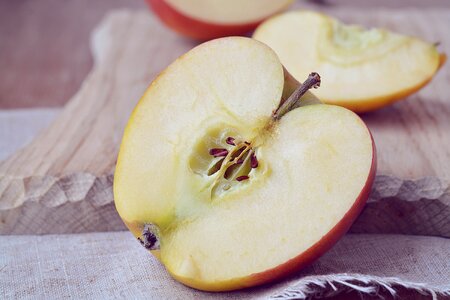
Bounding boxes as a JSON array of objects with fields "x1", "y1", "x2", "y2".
[{"x1": 114, "y1": 37, "x2": 376, "y2": 291}]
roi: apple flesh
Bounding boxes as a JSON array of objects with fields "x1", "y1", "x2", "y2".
[
  {"x1": 114, "y1": 37, "x2": 376, "y2": 291},
  {"x1": 147, "y1": 0, "x2": 293, "y2": 40},
  {"x1": 253, "y1": 10, "x2": 446, "y2": 112}
]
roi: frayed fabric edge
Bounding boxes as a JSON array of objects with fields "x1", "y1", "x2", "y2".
[{"x1": 268, "y1": 273, "x2": 450, "y2": 300}]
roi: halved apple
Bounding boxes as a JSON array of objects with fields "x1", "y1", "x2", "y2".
[
  {"x1": 253, "y1": 10, "x2": 446, "y2": 112},
  {"x1": 147, "y1": 0, "x2": 293, "y2": 40},
  {"x1": 114, "y1": 37, "x2": 376, "y2": 291}
]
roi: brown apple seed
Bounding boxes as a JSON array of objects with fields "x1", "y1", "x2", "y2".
[
  {"x1": 236, "y1": 175, "x2": 249, "y2": 182},
  {"x1": 209, "y1": 148, "x2": 228, "y2": 157},
  {"x1": 250, "y1": 152, "x2": 258, "y2": 168},
  {"x1": 226, "y1": 136, "x2": 236, "y2": 145}
]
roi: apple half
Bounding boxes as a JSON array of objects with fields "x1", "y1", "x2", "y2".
[
  {"x1": 147, "y1": 0, "x2": 293, "y2": 40},
  {"x1": 114, "y1": 37, "x2": 376, "y2": 291},
  {"x1": 253, "y1": 11, "x2": 446, "y2": 112}
]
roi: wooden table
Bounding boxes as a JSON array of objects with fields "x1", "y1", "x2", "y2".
[
  {"x1": 1, "y1": 0, "x2": 450, "y2": 109},
  {"x1": 0, "y1": 1, "x2": 449, "y2": 238},
  {"x1": 1, "y1": 4, "x2": 449, "y2": 300}
]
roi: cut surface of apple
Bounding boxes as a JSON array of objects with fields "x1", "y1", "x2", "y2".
[
  {"x1": 148, "y1": 0, "x2": 293, "y2": 40},
  {"x1": 253, "y1": 10, "x2": 445, "y2": 112},
  {"x1": 114, "y1": 37, "x2": 376, "y2": 291}
]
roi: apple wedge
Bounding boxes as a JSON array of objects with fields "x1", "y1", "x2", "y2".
[
  {"x1": 114, "y1": 37, "x2": 376, "y2": 291},
  {"x1": 147, "y1": 0, "x2": 293, "y2": 40},
  {"x1": 253, "y1": 11, "x2": 446, "y2": 112}
]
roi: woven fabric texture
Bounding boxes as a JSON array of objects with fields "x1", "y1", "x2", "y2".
[{"x1": 1, "y1": 232, "x2": 449, "y2": 299}]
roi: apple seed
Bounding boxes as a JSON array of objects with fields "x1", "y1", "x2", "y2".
[
  {"x1": 236, "y1": 175, "x2": 249, "y2": 181},
  {"x1": 226, "y1": 137, "x2": 236, "y2": 145},
  {"x1": 209, "y1": 148, "x2": 229, "y2": 157},
  {"x1": 250, "y1": 152, "x2": 258, "y2": 168}
]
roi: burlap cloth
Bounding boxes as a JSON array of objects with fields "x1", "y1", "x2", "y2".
[
  {"x1": 0, "y1": 232, "x2": 448, "y2": 300},
  {"x1": 1, "y1": 111, "x2": 449, "y2": 299}
]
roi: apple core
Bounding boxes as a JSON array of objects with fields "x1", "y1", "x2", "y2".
[{"x1": 189, "y1": 127, "x2": 258, "y2": 198}]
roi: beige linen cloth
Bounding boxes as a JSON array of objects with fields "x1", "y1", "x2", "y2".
[
  {"x1": 1, "y1": 232, "x2": 449, "y2": 300},
  {"x1": 1, "y1": 110, "x2": 450, "y2": 299}
]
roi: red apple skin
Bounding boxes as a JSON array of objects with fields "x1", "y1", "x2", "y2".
[
  {"x1": 171, "y1": 125, "x2": 377, "y2": 292},
  {"x1": 147, "y1": 0, "x2": 289, "y2": 40}
]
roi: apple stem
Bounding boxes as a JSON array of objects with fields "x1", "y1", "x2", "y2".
[{"x1": 272, "y1": 72, "x2": 321, "y2": 121}]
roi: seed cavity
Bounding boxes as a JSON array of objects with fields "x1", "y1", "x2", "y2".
[
  {"x1": 224, "y1": 163, "x2": 240, "y2": 179},
  {"x1": 207, "y1": 136, "x2": 258, "y2": 189},
  {"x1": 207, "y1": 158, "x2": 225, "y2": 176},
  {"x1": 195, "y1": 133, "x2": 260, "y2": 198}
]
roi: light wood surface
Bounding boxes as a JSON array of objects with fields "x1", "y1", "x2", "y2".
[
  {"x1": 0, "y1": 10, "x2": 194, "y2": 234},
  {"x1": 2, "y1": 0, "x2": 450, "y2": 109},
  {"x1": 0, "y1": 8, "x2": 449, "y2": 235}
]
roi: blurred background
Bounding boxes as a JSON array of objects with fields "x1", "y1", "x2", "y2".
[{"x1": 1, "y1": 0, "x2": 449, "y2": 110}]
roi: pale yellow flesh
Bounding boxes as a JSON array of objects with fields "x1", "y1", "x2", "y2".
[
  {"x1": 163, "y1": 105, "x2": 372, "y2": 283},
  {"x1": 253, "y1": 11, "x2": 441, "y2": 107},
  {"x1": 115, "y1": 37, "x2": 284, "y2": 227},
  {"x1": 114, "y1": 37, "x2": 373, "y2": 288},
  {"x1": 166, "y1": 0, "x2": 293, "y2": 24}
]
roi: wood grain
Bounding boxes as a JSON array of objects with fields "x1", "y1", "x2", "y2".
[
  {"x1": 1, "y1": 9, "x2": 450, "y2": 235},
  {"x1": 2, "y1": 0, "x2": 450, "y2": 109},
  {"x1": 0, "y1": 10, "x2": 195, "y2": 234},
  {"x1": 0, "y1": 0, "x2": 145, "y2": 109}
]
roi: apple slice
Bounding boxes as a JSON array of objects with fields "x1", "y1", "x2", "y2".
[
  {"x1": 147, "y1": 0, "x2": 293, "y2": 40},
  {"x1": 114, "y1": 37, "x2": 376, "y2": 291},
  {"x1": 253, "y1": 11, "x2": 446, "y2": 112}
]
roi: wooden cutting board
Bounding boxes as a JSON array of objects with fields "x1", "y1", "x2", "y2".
[{"x1": 1, "y1": 8, "x2": 449, "y2": 235}]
